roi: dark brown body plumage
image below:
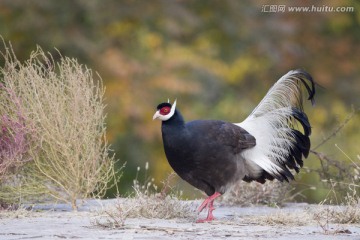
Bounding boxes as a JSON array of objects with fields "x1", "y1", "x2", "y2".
[{"x1": 161, "y1": 111, "x2": 256, "y2": 196}]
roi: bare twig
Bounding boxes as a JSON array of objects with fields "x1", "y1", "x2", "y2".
[
  {"x1": 159, "y1": 172, "x2": 176, "y2": 199},
  {"x1": 313, "y1": 107, "x2": 359, "y2": 150}
]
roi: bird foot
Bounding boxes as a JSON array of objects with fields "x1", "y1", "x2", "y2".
[{"x1": 196, "y1": 216, "x2": 215, "y2": 223}]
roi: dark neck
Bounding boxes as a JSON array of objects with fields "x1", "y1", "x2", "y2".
[
  {"x1": 161, "y1": 109, "x2": 188, "y2": 161},
  {"x1": 162, "y1": 109, "x2": 185, "y2": 128}
]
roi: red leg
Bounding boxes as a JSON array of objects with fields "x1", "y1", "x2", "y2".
[
  {"x1": 197, "y1": 192, "x2": 221, "y2": 213},
  {"x1": 197, "y1": 196, "x2": 212, "y2": 213},
  {"x1": 196, "y1": 192, "x2": 221, "y2": 223},
  {"x1": 206, "y1": 200, "x2": 216, "y2": 220}
]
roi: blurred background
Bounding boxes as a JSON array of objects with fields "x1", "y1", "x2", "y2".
[{"x1": 1, "y1": 0, "x2": 359, "y2": 202}]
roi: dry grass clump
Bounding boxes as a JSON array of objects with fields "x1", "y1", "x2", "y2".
[
  {"x1": 243, "y1": 210, "x2": 313, "y2": 226},
  {"x1": 221, "y1": 180, "x2": 292, "y2": 207},
  {"x1": 0, "y1": 41, "x2": 119, "y2": 209},
  {"x1": 95, "y1": 195, "x2": 195, "y2": 228},
  {"x1": 0, "y1": 205, "x2": 32, "y2": 219},
  {"x1": 312, "y1": 172, "x2": 360, "y2": 226},
  {"x1": 313, "y1": 201, "x2": 360, "y2": 226},
  {"x1": 127, "y1": 172, "x2": 195, "y2": 219},
  {"x1": 311, "y1": 140, "x2": 360, "y2": 234},
  {"x1": 94, "y1": 170, "x2": 196, "y2": 228},
  {"x1": 311, "y1": 196, "x2": 359, "y2": 234}
]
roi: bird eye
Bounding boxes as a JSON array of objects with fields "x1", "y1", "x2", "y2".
[{"x1": 160, "y1": 107, "x2": 170, "y2": 115}]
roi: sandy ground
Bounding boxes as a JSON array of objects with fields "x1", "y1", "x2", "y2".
[{"x1": 0, "y1": 199, "x2": 359, "y2": 240}]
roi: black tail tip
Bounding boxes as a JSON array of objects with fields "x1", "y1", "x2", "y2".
[{"x1": 292, "y1": 69, "x2": 316, "y2": 106}]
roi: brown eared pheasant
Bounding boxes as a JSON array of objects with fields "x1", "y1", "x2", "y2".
[{"x1": 153, "y1": 69, "x2": 315, "y2": 222}]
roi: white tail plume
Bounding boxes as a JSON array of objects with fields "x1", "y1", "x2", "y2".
[{"x1": 237, "y1": 69, "x2": 315, "y2": 182}]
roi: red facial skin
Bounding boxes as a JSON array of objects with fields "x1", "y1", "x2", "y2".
[{"x1": 160, "y1": 106, "x2": 171, "y2": 115}]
